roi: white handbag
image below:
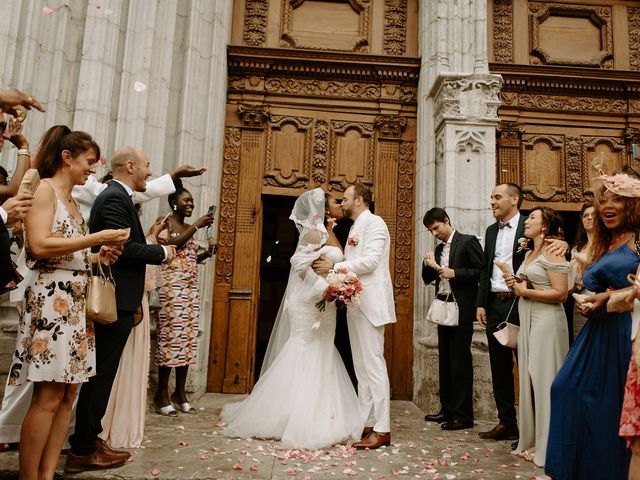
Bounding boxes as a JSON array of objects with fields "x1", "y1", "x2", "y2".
[{"x1": 426, "y1": 292, "x2": 459, "y2": 327}]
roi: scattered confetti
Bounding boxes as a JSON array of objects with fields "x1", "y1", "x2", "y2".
[
  {"x1": 133, "y1": 81, "x2": 147, "y2": 92},
  {"x1": 267, "y1": 255, "x2": 272, "y2": 263}
]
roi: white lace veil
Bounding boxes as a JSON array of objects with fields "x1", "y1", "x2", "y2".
[{"x1": 259, "y1": 188, "x2": 328, "y2": 377}]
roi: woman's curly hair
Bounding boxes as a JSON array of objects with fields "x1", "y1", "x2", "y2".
[{"x1": 590, "y1": 185, "x2": 640, "y2": 262}]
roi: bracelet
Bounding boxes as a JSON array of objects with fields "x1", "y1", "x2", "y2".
[
  {"x1": 193, "y1": 224, "x2": 199, "y2": 231},
  {"x1": 17, "y1": 148, "x2": 30, "y2": 157}
]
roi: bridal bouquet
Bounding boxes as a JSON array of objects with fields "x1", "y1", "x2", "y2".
[{"x1": 315, "y1": 267, "x2": 362, "y2": 312}]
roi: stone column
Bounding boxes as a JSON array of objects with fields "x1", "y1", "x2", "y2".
[
  {"x1": 414, "y1": 0, "x2": 503, "y2": 420},
  {"x1": 0, "y1": 0, "x2": 233, "y2": 397}
]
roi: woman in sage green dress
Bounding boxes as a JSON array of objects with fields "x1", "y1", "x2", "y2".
[{"x1": 505, "y1": 207, "x2": 570, "y2": 467}]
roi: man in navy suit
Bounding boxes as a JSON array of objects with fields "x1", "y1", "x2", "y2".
[
  {"x1": 422, "y1": 208, "x2": 483, "y2": 431},
  {"x1": 66, "y1": 148, "x2": 175, "y2": 473}
]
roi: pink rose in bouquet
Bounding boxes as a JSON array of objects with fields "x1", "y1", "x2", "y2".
[{"x1": 315, "y1": 267, "x2": 362, "y2": 312}]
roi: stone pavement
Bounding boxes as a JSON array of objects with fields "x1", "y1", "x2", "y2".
[{"x1": 0, "y1": 393, "x2": 544, "y2": 479}]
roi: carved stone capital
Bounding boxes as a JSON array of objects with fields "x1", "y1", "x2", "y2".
[
  {"x1": 238, "y1": 104, "x2": 270, "y2": 129},
  {"x1": 432, "y1": 74, "x2": 503, "y2": 130},
  {"x1": 375, "y1": 115, "x2": 407, "y2": 140}
]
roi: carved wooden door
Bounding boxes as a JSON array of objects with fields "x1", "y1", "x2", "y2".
[
  {"x1": 207, "y1": 0, "x2": 420, "y2": 400},
  {"x1": 207, "y1": 105, "x2": 417, "y2": 399}
]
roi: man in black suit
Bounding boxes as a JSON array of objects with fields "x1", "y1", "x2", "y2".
[
  {"x1": 421, "y1": 208, "x2": 483, "y2": 430},
  {"x1": 66, "y1": 147, "x2": 175, "y2": 473},
  {"x1": 475, "y1": 183, "x2": 525, "y2": 441}
]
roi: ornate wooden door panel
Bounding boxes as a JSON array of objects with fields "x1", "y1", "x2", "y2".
[
  {"x1": 209, "y1": 0, "x2": 420, "y2": 399},
  {"x1": 209, "y1": 105, "x2": 418, "y2": 399}
]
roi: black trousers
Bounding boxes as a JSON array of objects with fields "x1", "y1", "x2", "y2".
[
  {"x1": 70, "y1": 310, "x2": 134, "y2": 455},
  {"x1": 485, "y1": 294, "x2": 519, "y2": 427},
  {"x1": 438, "y1": 321, "x2": 474, "y2": 424}
]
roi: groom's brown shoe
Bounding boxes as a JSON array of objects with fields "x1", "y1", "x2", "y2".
[
  {"x1": 96, "y1": 438, "x2": 131, "y2": 462},
  {"x1": 64, "y1": 450, "x2": 127, "y2": 474},
  {"x1": 353, "y1": 431, "x2": 391, "y2": 450},
  {"x1": 361, "y1": 427, "x2": 374, "y2": 440}
]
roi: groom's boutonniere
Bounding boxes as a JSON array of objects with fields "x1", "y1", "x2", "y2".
[
  {"x1": 517, "y1": 237, "x2": 530, "y2": 253},
  {"x1": 347, "y1": 235, "x2": 359, "y2": 247}
]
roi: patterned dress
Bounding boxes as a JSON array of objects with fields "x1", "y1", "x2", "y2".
[
  {"x1": 155, "y1": 236, "x2": 200, "y2": 366},
  {"x1": 9, "y1": 197, "x2": 95, "y2": 385}
]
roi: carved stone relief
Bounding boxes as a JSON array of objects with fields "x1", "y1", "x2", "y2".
[
  {"x1": 433, "y1": 76, "x2": 502, "y2": 130},
  {"x1": 582, "y1": 136, "x2": 626, "y2": 187},
  {"x1": 501, "y1": 92, "x2": 627, "y2": 114},
  {"x1": 630, "y1": 8, "x2": 640, "y2": 71},
  {"x1": 238, "y1": 104, "x2": 270, "y2": 128},
  {"x1": 521, "y1": 135, "x2": 566, "y2": 201},
  {"x1": 280, "y1": 0, "x2": 370, "y2": 52},
  {"x1": 492, "y1": 0, "x2": 513, "y2": 63},
  {"x1": 375, "y1": 115, "x2": 407, "y2": 140},
  {"x1": 312, "y1": 119, "x2": 329, "y2": 185},
  {"x1": 263, "y1": 77, "x2": 381, "y2": 100},
  {"x1": 243, "y1": 0, "x2": 269, "y2": 47},
  {"x1": 528, "y1": 3, "x2": 613, "y2": 68},
  {"x1": 328, "y1": 121, "x2": 375, "y2": 192},
  {"x1": 216, "y1": 127, "x2": 242, "y2": 285},
  {"x1": 264, "y1": 116, "x2": 313, "y2": 188},
  {"x1": 394, "y1": 141, "x2": 414, "y2": 298},
  {"x1": 564, "y1": 136, "x2": 583, "y2": 202},
  {"x1": 384, "y1": 0, "x2": 407, "y2": 56}
]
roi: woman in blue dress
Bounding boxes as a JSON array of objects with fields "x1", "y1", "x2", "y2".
[{"x1": 545, "y1": 174, "x2": 640, "y2": 480}]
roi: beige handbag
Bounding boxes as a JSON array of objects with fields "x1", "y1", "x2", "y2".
[
  {"x1": 492, "y1": 298, "x2": 519, "y2": 348},
  {"x1": 426, "y1": 292, "x2": 459, "y2": 327},
  {"x1": 493, "y1": 321, "x2": 519, "y2": 348},
  {"x1": 86, "y1": 262, "x2": 117, "y2": 324}
]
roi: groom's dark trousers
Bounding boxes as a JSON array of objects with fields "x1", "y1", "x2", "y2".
[{"x1": 70, "y1": 181, "x2": 164, "y2": 455}]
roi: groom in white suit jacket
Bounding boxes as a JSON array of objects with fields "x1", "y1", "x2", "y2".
[{"x1": 313, "y1": 183, "x2": 396, "y2": 449}]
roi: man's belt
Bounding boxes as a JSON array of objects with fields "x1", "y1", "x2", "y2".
[{"x1": 491, "y1": 291, "x2": 514, "y2": 300}]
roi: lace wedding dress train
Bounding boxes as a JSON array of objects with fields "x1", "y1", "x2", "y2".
[{"x1": 221, "y1": 246, "x2": 363, "y2": 450}]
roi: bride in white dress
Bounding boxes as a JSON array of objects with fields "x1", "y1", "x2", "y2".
[{"x1": 221, "y1": 188, "x2": 363, "y2": 449}]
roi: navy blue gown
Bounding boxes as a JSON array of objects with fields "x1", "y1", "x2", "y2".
[{"x1": 545, "y1": 244, "x2": 637, "y2": 479}]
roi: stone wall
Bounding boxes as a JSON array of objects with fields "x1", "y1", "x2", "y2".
[{"x1": 0, "y1": 0, "x2": 233, "y2": 398}]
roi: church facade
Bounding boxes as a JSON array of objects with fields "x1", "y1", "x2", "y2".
[{"x1": 1, "y1": 0, "x2": 639, "y2": 418}]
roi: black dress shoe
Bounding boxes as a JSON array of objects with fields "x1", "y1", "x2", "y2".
[
  {"x1": 478, "y1": 423, "x2": 519, "y2": 440},
  {"x1": 424, "y1": 413, "x2": 450, "y2": 423},
  {"x1": 441, "y1": 419, "x2": 473, "y2": 431}
]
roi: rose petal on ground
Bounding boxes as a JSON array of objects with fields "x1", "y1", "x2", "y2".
[
  {"x1": 250, "y1": 464, "x2": 259, "y2": 471},
  {"x1": 178, "y1": 440, "x2": 188, "y2": 446},
  {"x1": 151, "y1": 467, "x2": 160, "y2": 476},
  {"x1": 200, "y1": 454, "x2": 208, "y2": 460},
  {"x1": 43, "y1": 6, "x2": 55, "y2": 15},
  {"x1": 233, "y1": 463, "x2": 243, "y2": 470}
]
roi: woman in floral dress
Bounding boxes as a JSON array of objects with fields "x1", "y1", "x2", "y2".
[
  {"x1": 153, "y1": 185, "x2": 213, "y2": 416},
  {"x1": 9, "y1": 125, "x2": 127, "y2": 480}
]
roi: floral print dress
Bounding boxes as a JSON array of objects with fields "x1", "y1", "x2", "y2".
[{"x1": 9, "y1": 196, "x2": 95, "y2": 385}]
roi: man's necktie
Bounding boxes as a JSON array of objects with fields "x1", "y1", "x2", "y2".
[{"x1": 498, "y1": 221, "x2": 512, "y2": 230}]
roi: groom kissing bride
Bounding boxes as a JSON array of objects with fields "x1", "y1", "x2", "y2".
[{"x1": 221, "y1": 183, "x2": 396, "y2": 450}]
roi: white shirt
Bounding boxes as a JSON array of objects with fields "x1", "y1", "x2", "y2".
[
  {"x1": 490, "y1": 213, "x2": 520, "y2": 293},
  {"x1": 0, "y1": 207, "x2": 7, "y2": 224},
  {"x1": 438, "y1": 230, "x2": 455, "y2": 296}
]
